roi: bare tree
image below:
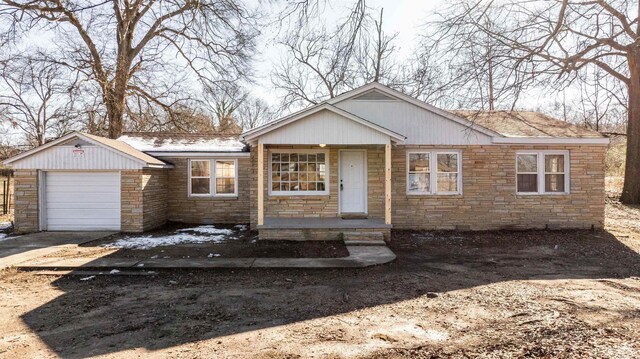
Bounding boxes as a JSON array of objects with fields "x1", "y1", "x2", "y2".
[
  {"x1": 0, "y1": 57, "x2": 76, "y2": 146},
  {"x1": 428, "y1": 0, "x2": 640, "y2": 204},
  {"x1": 236, "y1": 97, "x2": 275, "y2": 130},
  {"x1": 271, "y1": 1, "x2": 405, "y2": 109},
  {"x1": 0, "y1": 0, "x2": 259, "y2": 139},
  {"x1": 414, "y1": 6, "x2": 537, "y2": 111}
]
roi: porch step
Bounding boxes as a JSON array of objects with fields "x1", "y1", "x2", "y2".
[
  {"x1": 341, "y1": 213, "x2": 368, "y2": 220},
  {"x1": 343, "y1": 231, "x2": 386, "y2": 245}
]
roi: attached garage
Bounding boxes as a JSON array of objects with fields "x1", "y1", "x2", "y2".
[
  {"x1": 3, "y1": 132, "x2": 171, "y2": 233},
  {"x1": 44, "y1": 172, "x2": 121, "y2": 231}
]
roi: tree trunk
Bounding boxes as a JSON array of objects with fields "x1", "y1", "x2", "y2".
[
  {"x1": 105, "y1": 91, "x2": 125, "y2": 139},
  {"x1": 621, "y1": 53, "x2": 640, "y2": 204}
]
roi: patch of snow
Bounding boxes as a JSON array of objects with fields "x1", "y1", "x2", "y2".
[
  {"x1": 177, "y1": 225, "x2": 233, "y2": 235},
  {"x1": 80, "y1": 276, "x2": 95, "y2": 281},
  {"x1": 118, "y1": 135, "x2": 245, "y2": 152},
  {"x1": 0, "y1": 222, "x2": 11, "y2": 230},
  {"x1": 109, "y1": 269, "x2": 120, "y2": 274},
  {"x1": 137, "y1": 263, "x2": 144, "y2": 267},
  {"x1": 0, "y1": 233, "x2": 7, "y2": 241},
  {"x1": 234, "y1": 224, "x2": 248, "y2": 231},
  {"x1": 102, "y1": 233, "x2": 228, "y2": 250},
  {"x1": 207, "y1": 253, "x2": 221, "y2": 258}
]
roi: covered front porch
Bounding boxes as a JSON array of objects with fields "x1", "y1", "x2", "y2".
[{"x1": 242, "y1": 104, "x2": 405, "y2": 241}]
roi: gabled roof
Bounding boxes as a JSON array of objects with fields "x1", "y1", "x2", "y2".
[
  {"x1": 242, "y1": 103, "x2": 406, "y2": 142},
  {"x1": 327, "y1": 82, "x2": 504, "y2": 138},
  {"x1": 3, "y1": 132, "x2": 169, "y2": 167},
  {"x1": 452, "y1": 111, "x2": 606, "y2": 138},
  {"x1": 118, "y1": 133, "x2": 247, "y2": 153}
]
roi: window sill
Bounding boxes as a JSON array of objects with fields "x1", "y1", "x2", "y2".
[
  {"x1": 188, "y1": 195, "x2": 239, "y2": 200},
  {"x1": 516, "y1": 193, "x2": 571, "y2": 197},
  {"x1": 405, "y1": 193, "x2": 463, "y2": 198},
  {"x1": 269, "y1": 194, "x2": 330, "y2": 199}
]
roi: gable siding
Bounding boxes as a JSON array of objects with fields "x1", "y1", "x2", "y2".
[
  {"x1": 259, "y1": 109, "x2": 391, "y2": 145},
  {"x1": 8, "y1": 145, "x2": 144, "y2": 170},
  {"x1": 335, "y1": 100, "x2": 493, "y2": 145}
]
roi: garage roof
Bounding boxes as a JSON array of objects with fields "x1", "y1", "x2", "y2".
[{"x1": 3, "y1": 132, "x2": 170, "y2": 169}]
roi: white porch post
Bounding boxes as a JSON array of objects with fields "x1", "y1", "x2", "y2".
[
  {"x1": 257, "y1": 139, "x2": 264, "y2": 226},
  {"x1": 384, "y1": 141, "x2": 392, "y2": 225}
]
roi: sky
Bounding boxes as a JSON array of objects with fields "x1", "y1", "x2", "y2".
[{"x1": 249, "y1": 0, "x2": 447, "y2": 105}]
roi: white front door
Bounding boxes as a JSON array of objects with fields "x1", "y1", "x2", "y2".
[{"x1": 340, "y1": 150, "x2": 367, "y2": 214}]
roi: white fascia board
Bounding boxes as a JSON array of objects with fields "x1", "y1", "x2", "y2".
[
  {"x1": 148, "y1": 152, "x2": 251, "y2": 157},
  {"x1": 492, "y1": 137, "x2": 610, "y2": 145},
  {"x1": 145, "y1": 163, "x2": 174, "y2": 169}
]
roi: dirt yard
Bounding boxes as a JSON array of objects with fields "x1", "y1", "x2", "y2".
[{"x1": 0, "y1": 203, "x2": 639, "y2": 358}]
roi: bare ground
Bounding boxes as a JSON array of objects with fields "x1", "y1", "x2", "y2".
[{"x1": 0, "y1": 203, "x2": 639, "y2": 358}]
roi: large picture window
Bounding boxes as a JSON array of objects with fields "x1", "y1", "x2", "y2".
[
  {"x1": 407, "y1": 150, "x2": 461, "y2": 195},
  {"x1": 516, "y1": 151, "x2": 569, "y2": 194},
  {"x1": 270, "y1": 150, "x2": 329, "y2": 195},
  {"x1": 189, "y1": 159, "x2": 238, "y2": 197}
]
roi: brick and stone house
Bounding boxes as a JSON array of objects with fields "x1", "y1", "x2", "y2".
[{"x1": 3, "y1": 83, "x2": 610, "y2": 240}]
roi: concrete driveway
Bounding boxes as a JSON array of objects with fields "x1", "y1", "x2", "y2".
[{"x1": 0, "y1": 232, "x2": 115, "y2": 269}]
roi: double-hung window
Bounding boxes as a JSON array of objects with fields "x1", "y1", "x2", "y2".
[
  {"x1": 189, "y1": 159, "x2": 238, "y2": 197},
  {"x1": 270, "y1": 150, "x2": 329, "y2": 195},
  {"x1": 516, "y1": 151, "x2": 569, "y2": 194},
  {"x1": 407, "y1": 150, "x2": 462, "y2": 195}
]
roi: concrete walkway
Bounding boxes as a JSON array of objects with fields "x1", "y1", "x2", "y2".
[
  {"x1": 15, "y1": 246, "x2": 396, "y2": 270},
  {"x1": 2, "y1": 232, "x2": 396, "y2": 270},
  {"x1": 0, "y1": 232, "x2": 116, "y2": 270}
]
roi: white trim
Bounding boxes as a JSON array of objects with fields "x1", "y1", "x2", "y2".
[
  {"x1": 187, "y1": 158, "x2": 239, "y2": 198},
  {"x1": 516, "y1": 150, "x2": 571, "y2": 195},
  {"x1": 268, "y1": 149, "x2": 330, "y2": 196},
  {"x1": 494, "y1": 137, "x2": 609, "y2": 145},
  {"x1": 38, "y1": 170, "x2": 46, "y2": 231},
  {"x1": 3, "y1": 132, "x2": 150, "y2": 166},
  {"x1": 242, "y1": 103, "x2": 406, "y2": 143},
  {"x1": 327, "y1": 83, "x2": 502, "y2": 138},
  {"x1": 338, "y1": 149, "x2": 368, "y2": 215},
  {"x1": 406, "y1": 149, "x2": 463, "y2": 196},
  {"x1": 149, "y1": 152, "x2": 250, "y2": 158}
]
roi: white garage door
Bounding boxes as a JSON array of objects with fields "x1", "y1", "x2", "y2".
[{"x1": 45, "y1": 172, "x2": 121, "y2": 231}]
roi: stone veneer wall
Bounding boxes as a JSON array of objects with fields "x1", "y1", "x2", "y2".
[
  {"x1": 121, "y1": 169, "x2": 169, "y2": 232},
  {"x1": 250, "y1": 144, "x2": 607, "y2": 230},
  {"x1": 391, "y1": 145, "x2": 606, "y2": 230},
  {"x1": 250, "y1": 145, "x2": 386, "y2": 228},
  {"x1": 161, "y1": 157, "x2": 251, "y2": 224},
  {"x1": 13, "y1": 170, "x2": 39, "y2": 233}
]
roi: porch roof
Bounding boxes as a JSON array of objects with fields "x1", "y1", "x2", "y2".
[{"x1": 242, "y1": 103, "x2": 406, "y2": 145}]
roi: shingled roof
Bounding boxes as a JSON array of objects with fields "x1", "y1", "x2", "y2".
[
  {"x1": 118, "y1": 132, "x2": 247, "y2": 153},
  {"x1": 451, "y1": 111, "x2": 606, "y2": 138}
]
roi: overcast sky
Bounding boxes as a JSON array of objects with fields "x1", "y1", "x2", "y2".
[{"x1": 250, "y1": 0, "x2": 447, "y2": 105}]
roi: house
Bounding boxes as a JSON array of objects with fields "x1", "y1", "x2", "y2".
[{"x1": 2, "y1": 83, "x2": 609, "y2": 240}]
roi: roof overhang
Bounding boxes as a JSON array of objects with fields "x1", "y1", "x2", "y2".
[
  {"x1": 492, "y1": 137, "x2": 610, "y2": 145},
  {"x1": 242, "y1": 103, "x2": 406, "y2": 144},
  {"x1": 2, "y1": 132, "x2": 173, "y2": 168},
  {"x1": 147, "y1": 151, "x2": 251, "y2": 157}
]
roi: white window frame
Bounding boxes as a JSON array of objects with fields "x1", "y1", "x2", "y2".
[
  {"x1": 516, "y1": 150, "x2": 570, "y2": 195},
  {"x1": 188, "y1": 158, "x2": 239, "y2": 197},
  {"x1": 406, "y1": 150, "x2": 462, "y2": 195},
  {"x1": 268, "y1": 149, "x2": 330, "y2": 196}
]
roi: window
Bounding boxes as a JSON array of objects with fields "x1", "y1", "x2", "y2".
[
  {"x1": 407, "y1": 150, "x2": 461, "y2": 195},
  {"x1": 516, "y1": 152, "x2": 569, "y2": 194},
  {"x1": 270, "y1": 150, "x2": 329, "y2": 195},
  {"x1": 189, "y1": 159, "x2": 237, "y2": 197}
]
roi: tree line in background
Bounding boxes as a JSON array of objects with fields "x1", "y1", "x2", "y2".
[{"x1": 0, "y1": 0, "x2": 638, "y2": 203}]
